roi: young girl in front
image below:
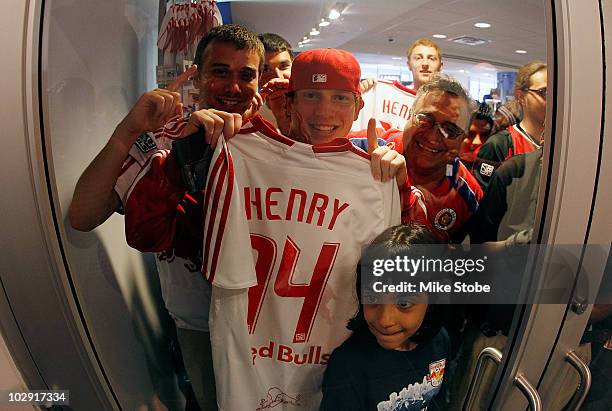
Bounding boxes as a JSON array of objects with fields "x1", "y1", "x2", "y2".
[{"x1": 320, "y1": 223, "x2": 450, "y2": 411}]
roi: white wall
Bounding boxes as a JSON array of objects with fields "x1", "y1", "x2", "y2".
[{"x1": 44, "y1": 0, "x2": 182, "y2": 409}]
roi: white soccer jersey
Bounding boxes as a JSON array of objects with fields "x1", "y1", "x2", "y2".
[
  {"x1": 352, "y1": 79, "x2": 417, "y2": 132},
  {"x1": 203, "y1": 116, "x2": 400, "y2": 410}
]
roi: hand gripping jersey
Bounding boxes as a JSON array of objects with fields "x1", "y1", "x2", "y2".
[
  {"x1": 385, "y1": 131, "x2": 483, "y2": 242},
  {"x1": 348, "y1": 137, "x2": 429, "y2": 230},
  {"x1": 351, "y1": 80, "x2": 417, "y2": 134},
  {"x1": 202, "y1": 116, "x2": 400, "y2": 410}
]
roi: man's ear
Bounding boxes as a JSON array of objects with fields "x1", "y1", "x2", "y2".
[{"x1": 354, "y1": 96, "x2": 365, "y2": 120}]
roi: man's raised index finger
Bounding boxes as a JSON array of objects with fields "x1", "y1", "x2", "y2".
[
  {"x1": 367, "y1": 118, "x2": 379, "y2": 154},
  {"x1": 167, "y1": 65, "x2": 198, "y2": 92}
]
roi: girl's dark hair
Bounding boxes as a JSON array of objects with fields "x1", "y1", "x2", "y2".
[
  {"x1": 471, "y1": 102, "x2": 494, "y2": 129},
  {"x1": 348, "y1": 223, "x2": 447, "y2": 344}
]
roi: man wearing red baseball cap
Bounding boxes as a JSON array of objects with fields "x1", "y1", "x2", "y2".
[
  {"x1": 285, "y1": 48, "x2": 364, "y2": 145},
  {"x1": 282, "y1": 48, "x2": 406, "y2": 185}
]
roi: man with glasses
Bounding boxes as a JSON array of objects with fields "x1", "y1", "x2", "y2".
[
  {"x1": 380, "y1": 74, "x2": 482, "y2": 242},
  {"x1": 474, "y1": 61, "x2": 547, "y2": 189}
]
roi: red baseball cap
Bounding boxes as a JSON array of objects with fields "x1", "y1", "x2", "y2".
[{"x1": 288, "y1": 48, "x2": 361, "y2": 95}]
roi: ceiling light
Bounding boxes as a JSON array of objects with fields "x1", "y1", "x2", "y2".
[
  {"x1": 298, "y1": 44, "x2": 304, "y2": 48},
  {"x1": 474, "y1": 22, "x2": 491, "y2": 28},
  {"x1": 433, "y1": 34, "x2": 447, "y2": 39},
  {"x1": 319, "y1": 19, "x2": 330, "y2": 27},
  {"x1": 310, "y1": 28, "x2": 320, "y2": 36},
  {"x1": 303, "y1": 36, "x2": 308, "y2": 41},
  {"x1": 329, "y1": 9, "x2": 341, "y2": 20},
  {"x1": 515, "y1": 49, "x2": 527, "y2": 54},
  {"x1": 302, "y1": 38, "x2": 311, "y2": 43},
  {"x1": 391, "y1": 57, "x2": 402, "y2": 60}
]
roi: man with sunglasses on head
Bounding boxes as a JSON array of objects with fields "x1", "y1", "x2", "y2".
[
  {"x1": 374, "y1": 74, "x2": 482, "y2": 243},
  {"x1": 474, "y1": 61, "x2": 546, "y2": 189}
]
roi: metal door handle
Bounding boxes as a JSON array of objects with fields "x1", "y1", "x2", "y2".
[
  {"x1": 564, "y1": 350, "x2": 592, "y2": 410},
  {"x1": 464, "y1": 347, "x2": 503, "y2": 410},
  {"x1": 464, "y1": 347, "x2": 543, "y2": 410},
  {"x1": 514, "y1": 373, "x2": 543, "y2": 411}
]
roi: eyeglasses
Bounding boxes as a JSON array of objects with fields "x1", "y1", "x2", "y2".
[
  {"x1": 525, "y1": 87, "x2": 547, "y2": 99},
  {"x1": 413, "y1": 112, "x2": 465, "y2": 140}
]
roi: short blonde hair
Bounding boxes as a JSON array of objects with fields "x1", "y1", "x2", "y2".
[{"x1": 406, "y1": 38, "x2": 442, "y2": 61}]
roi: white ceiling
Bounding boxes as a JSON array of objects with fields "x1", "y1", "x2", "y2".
[{"x1": 228, "y1": 0, "x2": 547, "y2": 70}]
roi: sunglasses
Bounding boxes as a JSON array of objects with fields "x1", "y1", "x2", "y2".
[
  {"x1": 525, "y1": 87, "x2": 547, "y2": 99},
  {"x1": 413, "y1": 112, "x2": 465, "y2": 140}
]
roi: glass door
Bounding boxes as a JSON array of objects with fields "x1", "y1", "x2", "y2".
[
  {"x1": 4, "y1": 0, "x2": 609, "y2": 410},
  {"x1": 530, "y1": 1, "x2": 612, "y2": 409},
  {"x1": 485, "y1": 0, "x2": 609, "y2": 409}
]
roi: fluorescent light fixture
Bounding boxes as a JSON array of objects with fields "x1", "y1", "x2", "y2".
[
  {"x1": 329, "y1": 9, "x2": 341, "y2": 20},
  {"x1": 432, "y1": 34, "x2": 447, "y2": 39},
  {"x1": 310, "y1": 28, "x2": 320, "y2": 36},
  {"x1": 515, "y1": 49, "x2": 527, "y2": 54},
  {"x1": 474, "y1": 22, "x2": 491, "y2": 28},
  {"x1": 391, "y1": 57, "x2": 402, "y2": 60},
  {"x1": 319, "y1": 19, "x2": 330, "y2": 27}
]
